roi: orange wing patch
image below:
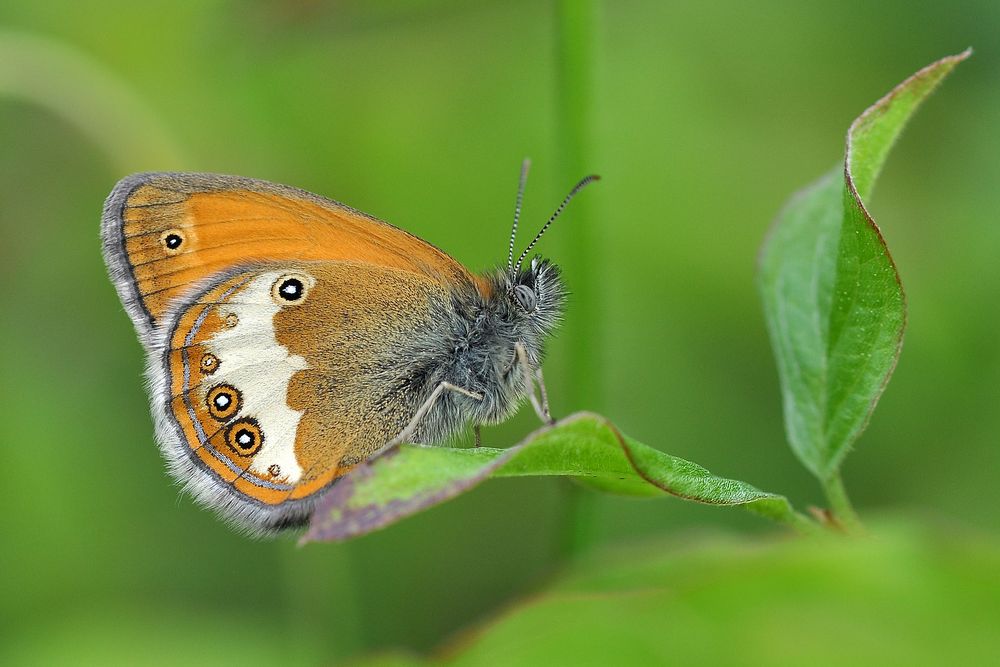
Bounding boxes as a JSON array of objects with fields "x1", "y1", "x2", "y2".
[
  {"x1": 102, "y1": 173, "x2": 486, "y2": 337},
  {"x1": 166, "y1": 275, "x2": 269, "y2": 498},
  {"x1": 166, "y1": 270, "x2": 312, "y2": 505}
]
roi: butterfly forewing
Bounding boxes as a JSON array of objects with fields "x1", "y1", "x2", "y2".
[{"x1": 103, "y1": 172, "x2": 483, "y2": 341}]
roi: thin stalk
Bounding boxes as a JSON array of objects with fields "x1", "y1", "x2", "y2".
[
  {"x1": 782, "y1": 509, "x2": 824, "y2": 536},
  {"x1": 555, "y1": 0, "x2": 599, "y2": 406},
  {"x1": 822, "y1": 471, "x2": 863, "y2": 533},
  {"x1": 555, "y1": 0, "x2": 600, "y2": 558}
]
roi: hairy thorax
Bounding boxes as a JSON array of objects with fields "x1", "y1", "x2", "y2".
[{"x1": 394, "y1": 260, "x2": 566, "y2": 444}]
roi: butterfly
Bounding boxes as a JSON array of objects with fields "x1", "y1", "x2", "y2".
[{"x1": 101, "y1": 160, "x2": 598, "y2": 534}]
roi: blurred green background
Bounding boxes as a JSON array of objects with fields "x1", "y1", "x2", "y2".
[{"x1": 1, "y1": 1, "x2": 997, "y2": 664}]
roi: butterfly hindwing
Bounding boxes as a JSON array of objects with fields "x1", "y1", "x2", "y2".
[{"x1": 152, "y1": 261, "x2": 450, "y2": 532}]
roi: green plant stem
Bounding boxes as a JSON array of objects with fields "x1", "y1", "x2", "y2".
[
  {"x1": 555, "y1": 0, "x2": 600, "y2": 559},
  {"x1": 822, "y1": 472, "x2": 863, "y2": 533},
  {"x1": 554, "y1": 2, "x2": 599, "y2": 407},
  {"x1": 783, "y1": 509, "x2": 824, "y2": 536}
]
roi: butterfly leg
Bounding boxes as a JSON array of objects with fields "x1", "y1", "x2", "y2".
[
  {"x1": 534, "y1": 364, "x2": 554, "y2": 424},
  {"x1": 374, "y1": 382, "x2": 484, "y2": 459},
  {"x1": 474, "y1": 424, "x2": 482, "y2": 448},
  {"x1": 515, "y1": 342, "x2": 555, "y2": 425}
]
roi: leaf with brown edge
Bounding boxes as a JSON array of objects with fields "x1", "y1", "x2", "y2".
[
  {"x1": 301, "y1": 412, "x2": 809, "y2": 544},
  {"x1": 758, "y1": 51, "x2": 970, "y2": 482}
]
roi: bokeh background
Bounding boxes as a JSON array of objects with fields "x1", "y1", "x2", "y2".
[{"x1": 1, "y1": 1, "x2": 997, "y2": 664}]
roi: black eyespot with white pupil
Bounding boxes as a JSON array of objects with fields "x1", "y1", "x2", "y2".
[
  {"x1": 225, "y1": 418, "x2": 263, "y2": 456},
  {"x1": 200, "y1": 353, "x2": 219, "y2": 374},
  {"x1": 206, "y1": 384, "x2": 241, "y2": 421},
  {"x1": 279, "y1": 278, "x2": 303, "y2": 300},
  {"x1": 160, "y1": 229, "x2": 186, "y2": 255},
  {"x1": 271, "y1": 274, "x2": 310, "y2": 305}
]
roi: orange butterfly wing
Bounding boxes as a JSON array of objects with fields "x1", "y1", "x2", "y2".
[
  {"x1": 103, "y1": 173, "x2": 490, "y2": 533},
  {"x1": 102, "y1": 172, "x2": 486, "y2": 339}
]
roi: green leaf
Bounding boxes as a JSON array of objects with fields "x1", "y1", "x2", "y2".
[
  {"x1": 302, "y1": 412, "x2": 805, "y2": 544},
  {"x1": 758, "y1": 51, "x2": 969, "y2": 481}
]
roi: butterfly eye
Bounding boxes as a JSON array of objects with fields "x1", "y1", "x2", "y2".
[
  {"x1": 207, "y1": 384, "x2": 242, "y2": 421},
  {"x1": 513, "y1": 284, "x2": 538, "y2": 313},
  {"x1": 225, "y1": 417, "x2": 263, "y2": 456},
  {"x1": 160, "y1": 229, "x2": 185, "y2": 255},
  {"x1": 271, "y1": 273, "x2": 312, "y2": 305}
]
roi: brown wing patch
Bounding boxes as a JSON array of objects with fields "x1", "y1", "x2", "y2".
[
  {"x1": 274, "y1": 263, "x2": 444, "y2": 500},
  {"x1": 103, "y1": 173, "x2": 488, "y2": 337},
  {"x1": 162, "y1": 262, "x2": 441, "y2": 508}
]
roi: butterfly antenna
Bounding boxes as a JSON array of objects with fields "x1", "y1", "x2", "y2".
[
  {"x1": 508, "y1": 158, "x2": 531, "y2": 272},
  {"x1": 513, "y1": 173, "x2": 600, "y2": 275}
]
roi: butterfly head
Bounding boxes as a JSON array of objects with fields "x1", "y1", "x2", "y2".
[
  {"x1": 477, "y1": 161, "x2": 599, "y2": 365},
  {"x1": 486, "y1": 255, "x2": 566, "y2": 344}
]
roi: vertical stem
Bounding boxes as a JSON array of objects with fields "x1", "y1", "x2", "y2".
[
  {"x1": 555, "y1": 2, "x2": 598, "y2": 363},
  {"x1": 822, "y1": 471, "x2": 863, "y2": 533},
  {"x1": 555, "y1": 0, "x2": 600, "y2": 557}
]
